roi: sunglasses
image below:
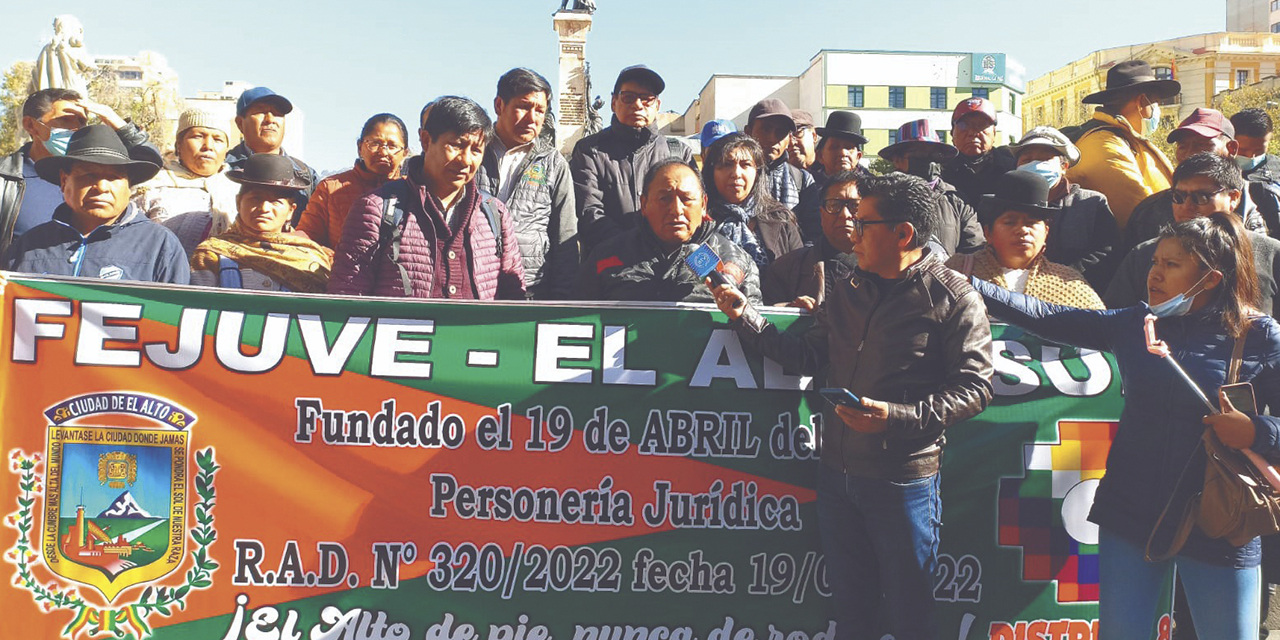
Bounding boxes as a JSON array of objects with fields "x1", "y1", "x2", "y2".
[{"x1": 1170, "y1": 186, "x2": 1227, "y2": 206}]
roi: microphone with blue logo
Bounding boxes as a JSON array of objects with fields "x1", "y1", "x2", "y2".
[{"x1": 684, "y1": 243, "x2": 741, "y2": 308}]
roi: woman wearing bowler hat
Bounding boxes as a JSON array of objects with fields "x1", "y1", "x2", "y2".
[
  {"x1": 948, "y1": 171, "x2": 1103, "y2": 309},
  {"x1": 188, "y1": 154, "x2": 331, "y2": 292}
]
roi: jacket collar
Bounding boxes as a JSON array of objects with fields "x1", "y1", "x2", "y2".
[
  {"x1": 851, "y1": 247, "x2": 940, "y2": 285},
  {"x1": 605, "y1": 118, "x2": 659, "y2": 146},
  {"x1": 1092, "y1": 111, "x2": 1140, "y2": 138},
  {"x1": 51, "y1": 202, "x2": 142, "y2": 238}
]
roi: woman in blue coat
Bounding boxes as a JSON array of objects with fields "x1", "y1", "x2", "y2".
[{"x1": 972, "y1": 212, "x2": 1280, "y2": 639}]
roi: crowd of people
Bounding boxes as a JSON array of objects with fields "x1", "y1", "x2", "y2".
[{"x1": 4, "y1": 58, "x2": 1280, "y2": 639}]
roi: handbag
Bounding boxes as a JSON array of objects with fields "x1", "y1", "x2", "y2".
[{"x1": 1145, "y1": 333, "x2": 1280, "y2": 561}]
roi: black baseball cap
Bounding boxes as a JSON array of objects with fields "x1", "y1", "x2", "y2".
[{"x1": 614, "y1": 65, "x2": 665, "y2": 95}]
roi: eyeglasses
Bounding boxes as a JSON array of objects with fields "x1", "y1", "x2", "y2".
[
  {"x1": 823, "y1": 198, "x2": 861, "y2": 214},
  {"x1": 1170, "y1": 186, "x2": 1227, "y2": 205},
  {"x1": 362, "y1": 140, "x2": 405, "y2": 154},
  {"x1": 851, "y1": 218, "x2": 899, "y2": 236},
  {"x1": 616, "y1": 91, "x2": 657, "y2": 106}
]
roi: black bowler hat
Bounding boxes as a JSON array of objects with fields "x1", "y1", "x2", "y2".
[
  {"x1": 34, "y1": 124, "x2": 161, "y2": 186},
  {"x1": 226, "y1": 154, "x2": 310, "y2": 190},
  {"x1": 1082, "y1": 60, "x2": 1181, "y2": 105},
  {"x1": 978, "y1": 170, "x2": 1061, "y2": 227},
  {"x1": 815, "y1": 111, "x2": 868, "y2": 145}
]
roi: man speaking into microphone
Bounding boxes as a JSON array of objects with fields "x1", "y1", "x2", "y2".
[
  {"x1": 576, "y1": 159, "x2": 760, "y2": 304},
  {"x1": 710, "y1": 172, "x2": 993, "y2": 640}
]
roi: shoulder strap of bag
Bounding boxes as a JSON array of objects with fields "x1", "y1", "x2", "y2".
[
  {"x1": 1145, "y1": 332, "x2": 1249, "y2": 561},
  {"x1": 378, "y1": 191, "x2": 415, "y2": 297},
  {"x1": 1145, "y1": 445, "x2": 1206, "y2": 561},
  {"x1": 478, "y1": 192, "x2": 503, "y2": 263},
  {"x1": 1229, "y1": 331, "x2": 1248, "y2": 385}
]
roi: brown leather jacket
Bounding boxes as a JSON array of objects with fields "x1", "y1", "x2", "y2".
[{"x1": 735, "y1": 249, "x2": 994, "y2": 479}]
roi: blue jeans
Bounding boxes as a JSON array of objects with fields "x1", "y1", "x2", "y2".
[
  {"x1": 817, "y1": 464, "x2": 941, "y2": 640},
  {"x1": 1098, "y1": 527, "x2": 1260, "y2": 640}
]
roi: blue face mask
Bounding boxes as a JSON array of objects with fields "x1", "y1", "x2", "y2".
[
  {"x1": 1017, "y1": 158, "x2": 1064, "y2": 187},
  {"x1": 1141, "y1": 102, "x2": 1162, "y2": 138},
  {"x1": 1149, "y1": 270, "x2": 1213, "y2": 318},
  {"x1": 1236, "y1": 154, "x2": 1265, "y2": 172},
  {"x1": 42, "y1": 128, "x2": 74, "y2": 156}
]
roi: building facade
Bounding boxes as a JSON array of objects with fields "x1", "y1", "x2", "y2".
[
  {"x1": 1024, "y1": 32, "x2": 1280, "y2": 134},
  {"x1": 674, "y1": 50, "x2": 1025, "y2": 159},
  {"x1": 1226, "y1": 0, "x2": 1280, "y2": 33}
]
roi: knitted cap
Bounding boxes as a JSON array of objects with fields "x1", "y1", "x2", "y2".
[{"x1": 177, "y1": 109, "x2": 227, "y2": 137}]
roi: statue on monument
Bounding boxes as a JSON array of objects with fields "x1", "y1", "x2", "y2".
[
  {"x1": 584, "y1": 62, "x2": 604, "y2": 136},
  {"x1": 31, "y1": 15, "x2": 98, "y2": 96},
  {"x1": 557, "y1": 0, "x2": 597, "y2": 14}
]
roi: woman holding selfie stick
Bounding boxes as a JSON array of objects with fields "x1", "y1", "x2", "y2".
[{"x1": 971, "y1": 211, "x2": 1280, "y2": 640}]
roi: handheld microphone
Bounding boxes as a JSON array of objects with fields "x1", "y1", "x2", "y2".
[{"x1": 684, "y1": 244, "x2": 742, "y2": 308}]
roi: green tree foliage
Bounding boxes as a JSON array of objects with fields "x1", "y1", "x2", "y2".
[
  {"x1": 0, "y1": 61, "x2": 35, "y2": 156},
  {"x1": 1214, "y1": 84, "x2": 1280, "y2": 155},
  {"x1": 86, "y1": 68, "x2": 180, "y2": 148}
]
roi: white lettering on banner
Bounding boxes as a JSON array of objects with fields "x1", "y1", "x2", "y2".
[
  {"x1": 11, "y1": 298, "x2": 71, "y2": 362},
  {"x1": 143, "y1": 307, "x2": 208, "y2": 369},
  {"x1": 369, "y1": 318, "x2": 434, "y2": 379},
  {"x1": 297, "y1": 314, "x2": 371, "y2": 375},
  {"x1": 534, "y1": 323, "x2": 594, "y2": 383},
  {"x1": 601, "y1": 324, "x2": 656, "y2": 385},
  {"x1": 991, "y1": 339, "x2": 1114, "y2": 397},
  {"x1": 689, "y1": 330, "x2": 756, "y2": 389},
  {"x1": 991, "y1": 340, "x2": 1039, "y2": 396},
  {"x1": 6, "y1": 299, "x2": 822, "y2": 388},
  {"x1": 74, "y1": 302, "x2": 142, "y2": 366},
  {"x1": 293, "y1": 398, "x2": 465, "y2": 449},
  {"x1": 215, "y1": 311, "x2": 290, "y2": 373},
  {"x1": 1040, "y1": 347, "x2": 1111, "y2": 397}
]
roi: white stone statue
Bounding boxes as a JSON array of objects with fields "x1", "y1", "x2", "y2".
[
  {"x1": 558, "y1": 0, "x2": 597, "y2": 14},
  {"x1": 31, "y1": 15, "x2": 98, "y2": 96}
]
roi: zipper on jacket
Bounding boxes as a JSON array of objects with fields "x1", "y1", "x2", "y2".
[
  {"x1": 843, "y1": 281, "x2": 888, "y2": 472},
  {"x1": 52, "y1": 218, "x2": 92, "y2": 277}
]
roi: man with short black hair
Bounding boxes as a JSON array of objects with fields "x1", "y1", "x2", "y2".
[
  {"x1": 1124, "y1": 108, "x2": 1269, "y2": 248},
  {"x1": 0, "y1": 87, "x2": 161, "y2": 255},
  {"x1": 329, "y1": 96, "x2": 525, "y2": 300},
  {"x1": 477, "y1": 68, "x2": 577, "y2": 299},
  {"x1": 763, "y1": 170, "x2": 860, "y2": 306},
  {"x1": 1231, "y1": 108, "x2": 1280, "y2": 238},
  {"x1": 576, "y1": 159, "x2": 759, "y2": 303},
  {"x1": 571, "y1": 65, "x2": 695, "y2": 255},
  {"x1": 942, "y1": 97, "x2": 1017, "y2": 207},
  {"x1": 4, "y1": 125, "x2": 187, "y2": 283},
  {"x1": 1105, "y1": 152, "x2": 1280, "y2": 311},
  {"x1": 745, "y1": 98, "x2": 814, "y2": 211},
  {"x1": 225, "y1": 87, "x2": 318, "y2": 218},
  {"x1": 710, "y1": 172, "x2": 994, "y2": 640}
]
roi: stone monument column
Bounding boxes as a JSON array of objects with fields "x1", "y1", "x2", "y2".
[{"x1": 552, "y1": 11, "x2": 593, "y2": 154}]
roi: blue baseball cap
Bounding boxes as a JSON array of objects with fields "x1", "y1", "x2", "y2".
[
  {"x1": 236, "y1": 87, "x2": 294, "y2": 117},
  {"x1": 700, "y1": 119, "x2": 737, "y2": 150}
]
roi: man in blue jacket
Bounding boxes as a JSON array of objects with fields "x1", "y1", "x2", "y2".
[{"x1": 3, "y1": 125, "x2": 189, "y2": 284}]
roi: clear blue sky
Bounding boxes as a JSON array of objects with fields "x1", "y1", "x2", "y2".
[{"x1": 1, "y1": 0, "x2": 1226, "y2": 172}]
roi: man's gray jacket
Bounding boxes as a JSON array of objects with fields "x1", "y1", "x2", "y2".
[
  {"x1": 477, "y1": 136, "x2": 578, "y2": 299},
  {"x1": 570, "y1": 119, "x2": 694, "y2": 255}
]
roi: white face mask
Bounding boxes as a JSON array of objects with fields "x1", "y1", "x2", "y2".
[
  {"x1": 1141, "y1": 100, "x2": 1162, "y2": 137},
  {"x1": 1017, "y1": 157, "x2": 1065, "y2": 187}
]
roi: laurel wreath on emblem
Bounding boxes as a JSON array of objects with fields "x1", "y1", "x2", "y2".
[{"x1": 5, "y1": 448, "x2": 220, "y2": 639}]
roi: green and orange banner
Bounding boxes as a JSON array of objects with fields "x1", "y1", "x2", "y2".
[{"x1": 0, "y1": 273, "x2": 1160, "y2": 640}]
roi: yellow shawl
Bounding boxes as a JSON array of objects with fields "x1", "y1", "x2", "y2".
[{"x1": 190, "y1": 222, "x2": 333, "y2": 293}]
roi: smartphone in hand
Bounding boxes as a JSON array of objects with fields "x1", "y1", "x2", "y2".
[{"x1": 820, "y1": 387, "x2": 865, "y2": 409}]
